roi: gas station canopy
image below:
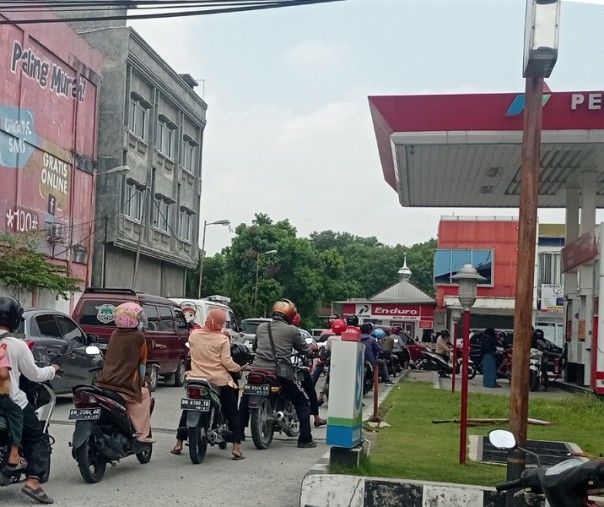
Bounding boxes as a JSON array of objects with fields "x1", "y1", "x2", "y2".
[{"x1": 368, "y1": 91, "x2": 604, "y2": 208}]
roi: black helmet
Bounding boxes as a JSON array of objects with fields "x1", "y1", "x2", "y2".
[
  {"x1": 230, "y1": 342, "x2": 251, "y2": 366},
  {"x1": 440, "y1": 329, "x2": 450, "y2": 339},
  {"x1": 0, "y1": 297, "x2": 24, "y2": 332},
  {"x1": 346, "y1": 315, "x2": 359, "y2": 326},
  {"x1": 533, "y1": 329, "x2": 544, "y2": 340}
]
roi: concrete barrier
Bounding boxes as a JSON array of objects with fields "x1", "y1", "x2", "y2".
[{"x1": 300, "y1": 474, "x2": 511, "y2": 507}]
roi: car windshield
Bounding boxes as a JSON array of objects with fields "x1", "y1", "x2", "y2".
[
  {"x1": 240, "y1": 321, "x2": 262, "y2": 334},
  {"x1": 77, "y1": 300, "x2": 124, "y2": 326}
]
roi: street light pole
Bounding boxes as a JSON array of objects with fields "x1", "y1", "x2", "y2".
[
  {"x1": 253, "y1": 249, "x2": 278, "y2": 315},
  {"x1": 450, "y1": 305, "x2": 463, "y2": 393},
  {"x1": 507, "y1": 3, "x2": 560, "y2": 504},
  {"x1": 197, "y1": 219, "x2": 230, "y2": 299},
  {"x1": 452, "y1": 265, "x2": 484, "y2": 465}
]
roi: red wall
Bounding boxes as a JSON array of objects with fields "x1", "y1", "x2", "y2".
[
  {"x1": 437, "y1": 220, "x2": 518, "y2": 306},
  {"x1": 0, "y1": 10, "x2": 102, "y2": 287}
]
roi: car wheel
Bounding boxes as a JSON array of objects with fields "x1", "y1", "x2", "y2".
[
  {"x1": 147, "y1": 365, "x2": 158, "y2": 392},
  {"x1": 172, "y1": 360, "x2": 186, "y2": 387}
]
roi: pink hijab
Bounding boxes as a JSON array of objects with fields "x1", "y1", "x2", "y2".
[{"x1": 203, "y1": 309, "x2": 227, "y2": 332}]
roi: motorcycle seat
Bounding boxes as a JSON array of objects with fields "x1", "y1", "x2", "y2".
[
  {"x1": 185, "y1": 377, "x2": 221, "y2": 395},
  {"x1": 249, "y1": 368, "x2": 279, "y2": 381},
  {"x1": 74, "y1": 384, "x2": 125, "y2": 405}
]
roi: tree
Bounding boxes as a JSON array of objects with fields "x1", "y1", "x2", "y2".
[{"x1": 0, "y1": 232, "x2": 81, "y2": 299}]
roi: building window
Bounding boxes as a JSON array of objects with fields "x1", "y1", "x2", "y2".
[
  {"x1": 157, "y1": 120, "x2": 175, "y2": 159},
  {"x1": 153, "y1": 197, "x2": 171, "y2": 232},
  {"x1": 129, "y1": 97, "x2": 148, "y2": 140},
  {"x1": 433, "y1": 249, "x2": 494, "y2": 286},
  {"x1": 538, "y1": 252, "x2": 562, "y2": 285},
  {"x1": 124, "y1": 183, "x2": 144, "y2": 221},
  {"x1": 179, "y1": 210, "x2": 193, "y2": 242},
  {"x1": 181, "y1": 138, "x2": 197, "y2": 174}
]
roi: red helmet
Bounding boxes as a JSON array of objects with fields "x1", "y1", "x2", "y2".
[
  {"x1": 292, "y1": 313, "x2": 301, "y2": 327},
  {"x1": 330, "y1": 319, "x2": 346, "y2": 335}
]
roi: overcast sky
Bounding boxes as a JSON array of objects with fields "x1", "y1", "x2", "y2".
[{"x1": 131, "y1": 0, "x2": 604, "y2": 256}]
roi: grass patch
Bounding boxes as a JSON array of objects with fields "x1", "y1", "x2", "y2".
[{"x1": 351, "y1": 381, "x2": 604, "y2": 486}]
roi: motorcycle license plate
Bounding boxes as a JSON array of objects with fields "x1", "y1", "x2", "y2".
[
  {"x1": 180, "y1": 398, "x2": 210, "y2": 411},
  {"x1": 244, "y1": 384, "x2": 269, "y2": 396},
  {"x1": 68, "y1": 408, "x2": 101, "y2": 421}
]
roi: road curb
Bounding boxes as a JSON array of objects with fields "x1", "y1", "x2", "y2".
[{"x1": 300, "y1": 474, "x2": 507, "y2": 507}]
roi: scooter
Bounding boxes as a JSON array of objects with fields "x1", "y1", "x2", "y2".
[
  {"x1": 0, "y1": 344, "x2": 73, "y2": 487},
  {"x1": 181, "y1": 377, "x2": 231, "y2": 464},
  {"x1": 417, "y1": 349, "x2": 477, "y2": 379},
  {"x1": 529, "y1": 347, "x2": 546, "y2": 392},
  {"x1": 489, "y1": 429, "x2": 604, "y2": 507},
  {"x1": 69, "y1": 380, "x2": 155, "y2": 483}
]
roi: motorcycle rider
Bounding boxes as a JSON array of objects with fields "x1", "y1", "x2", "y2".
[
  {"x1": 95, "y1": 302, "x2": 153, "y2": 444},
  {"x1": 360, "y1": 323, "x2": 392, "y2": 384},
  {"x1": 389, "y1": 326, "x2": 410, "y2": 370},
  {"x1": 315, "y1": 318, "x2": 346, "y2": 404},
  {"x1": 291, "y1": 313, "x2": 326, "y2": 428},
  {"x1": 531, "y1": 328, "x2": 549, "y2": 390},
  {"x1": 0, "y1": 297, "x2": 59, "y2": 504},
  {"x1": 172, "y1": 308, "x2": 248, "y2": 460},
  {"x1": 434, "y1": 329, "x2": 452, "y2": 362},
  {"x1": 253, "y1": 299, "x2": 318, "y2": 448}
]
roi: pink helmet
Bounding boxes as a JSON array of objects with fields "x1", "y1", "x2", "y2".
[{"x1": 113, "y1": 302, "x2": 147, "y2": 329}]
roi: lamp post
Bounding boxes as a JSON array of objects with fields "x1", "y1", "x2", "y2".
[
  {"x1": 508, "y1": 3, "x2": 560, "y2": 503},
  {"x1": 450, "y1": 304, "x2": 463, "y2": 393},
  {"x1": 253, "y1": 249, "x2": 277, "y2": 315},
  {"x1": 451, "y1": 264, "x2": 485, "y2": 465},
  {"x1": 97, "y1": 165, "x2": 130, "y2": 289},
  {"x1": 197, "y1": 219, "x2": 230, "y2": 299}
]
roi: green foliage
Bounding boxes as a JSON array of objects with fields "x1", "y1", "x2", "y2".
[
  {"x1": 0, "y1": 232, "x2": 81, "y2": 300},
  {"x1": 186, "y1": 215, "x2": 438, "y2": 326}
]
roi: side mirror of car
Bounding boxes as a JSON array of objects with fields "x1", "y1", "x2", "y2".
[
  {"x1": 86, "y1": 334, "x2": 99, "y2": 345},
  {"x1": 58, "y1": 343, "x2": 74, "y2": 356}
]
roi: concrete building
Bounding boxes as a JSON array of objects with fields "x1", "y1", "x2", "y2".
[{"x1": 73, "y1": 23, "x2": 206, "y2": 296}]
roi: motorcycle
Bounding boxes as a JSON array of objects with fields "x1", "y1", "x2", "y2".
[
  {"x1": 181, "y1": 377, "x2": 231, "y2": 464},
  {"x1": 417, "y1": 349, "x2": 477, "y2": 379},
  {"x1": 489, "y1": 429, "x2": 604, "y2": 507},
  {"x1": 0, "y1": 343, "x2": 74, "y2": 487},
  {"x1": 69, "y1": 378, "x2": 155, "y2": 483},
  {"x1": 529, "y1": 347, "x2": 548, "y2": 392},
  {"x1": 245, "y1": 360, "x2": 301, "y2": 450}
]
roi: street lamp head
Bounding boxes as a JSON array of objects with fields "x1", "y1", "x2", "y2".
[
  {"x1": 264, "y1": 249, "x2": 278, "y2": 255},
  {"x1": 208, "y1": 219, "x2": 230, "y2": 226},
  {"x1": 101, "y1": 165, "x2": 130, "y2": 176},
  {"x1": 523, "y1": 0, "x2": 560, "y2": 78},
  {"x1": 450, "y1": 304, "x2": 463, "y2": 323},
  {"x1": 451, "y1": 264, "x2": 485, "y2": 310}
]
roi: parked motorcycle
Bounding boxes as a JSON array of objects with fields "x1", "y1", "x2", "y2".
[
  {"x1": 0, "y1": 344, "x2": 73, "y2": 487},
  {"x1": 529, "y1": 347, "x2": 548, "y2": 392},
  {"x1": 417, "y1": 349, "x2": 477, "y2": 379},
  {"x1": 69, "y1": 379, "x2": 155, "y2": 483},
  {"x1": 245, "y1": 364, "x2": 300, "y2": 450},
  {"x1": 489, "y1": 429, "x2": 604, "y2": 507}
]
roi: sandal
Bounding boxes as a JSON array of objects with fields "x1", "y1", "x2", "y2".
[
  {"x1": 231, "y1": 451, "x2": 245, "y2": 461},
  {"x1": 22, "y1": 485, "x2": 54, "y2": 505},
  {"x1": 170, "y1": 446, "x2": 183, "y2": 455},
  {"x1": 7, "y1": 456, "x2": 28, "y2": 471}
]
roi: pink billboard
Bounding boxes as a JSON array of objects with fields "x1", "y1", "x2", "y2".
[{"x1": 0, "y1": 10, "x2": 102, "y2": 287}]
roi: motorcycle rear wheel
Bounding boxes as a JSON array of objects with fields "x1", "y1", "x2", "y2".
[
  {"x1": 529, "y1": 370, "x2": 540, "y2": 391},
  {"x1": 189, "y1": 417, "x2": 209, "y2": 464},
  {"x1": 75, "y1": 436, "x2": 107, "y2": 483},
  {"x1": 251, "y1": 399, "x2": 274, "y2": 450}
]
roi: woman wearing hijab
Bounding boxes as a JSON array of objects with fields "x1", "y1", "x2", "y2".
[
  {"x1": 95, "y1": 302, "x2": 154, "y2": 442},
  {"x1": 481, "y1": 327, "x2": 500, "y2": 388},
  {"x1": 171, "y1": 309, "x2": 248, "y2": 460}
]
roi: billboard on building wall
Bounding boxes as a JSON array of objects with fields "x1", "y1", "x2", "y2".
[
  {"x1": 540, "y1": 284, "x2": 564, "y2": 313},
  {"x1": 0, "y1": 12, "x2": 102, "y2": 285}
]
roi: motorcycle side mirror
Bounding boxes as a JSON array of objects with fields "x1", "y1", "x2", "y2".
[
  {"x1": 85, "y1": 345, "x2": 101, "y2": 356},
  {"x1": 86, "y1": 333, "x2": 99, "y2": 345},
  {"x1": 488, "y1": 429, "x2": 517, "y2": 450}
]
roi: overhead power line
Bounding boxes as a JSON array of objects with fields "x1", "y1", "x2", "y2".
[{"x1": 0, "y1": 0, "x2": 345, "y2": 24}]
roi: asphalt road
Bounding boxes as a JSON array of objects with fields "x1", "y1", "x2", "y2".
[{"x1": 2, "y1": 382, "x2": 329, "y2": 507}]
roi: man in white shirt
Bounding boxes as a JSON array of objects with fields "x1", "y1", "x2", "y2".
[{"x1": 0, "y1": 297, "x2": 59, "y2": 504}]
